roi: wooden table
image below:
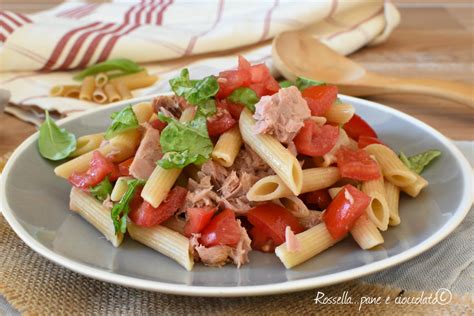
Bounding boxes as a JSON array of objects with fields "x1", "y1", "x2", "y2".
[{"x1": 1, "y1": 2, "x2": 473, "y2": 157}]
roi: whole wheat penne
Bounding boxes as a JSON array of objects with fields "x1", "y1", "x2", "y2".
[
  {"x1": 385, "y1": 181, "x2": 401, "y2": 226},
  {"x1": 212, "y1": 126, "x2": 243, "y2": 167},
  {"x1": 247, "y1": 167, "x2": 340, "y2": 201},
  {"x1": 104, "y1": 83, "x2": 121, "y2": 103},
  {"x1": 80, "y1": 76, "x2": 95, "y2": 101},
  {"x1": 324, "y1": 103, "x2": 355, "y2": 124},
  {"x1": 70, "y1": 132, "x2": 104, "y2": 157},
  {"x1": 70, "y1": 187, "x2": 123, "y2": 247},
  {"x1": 128, "y1": 222, "x2": 194, "y2": 271}
]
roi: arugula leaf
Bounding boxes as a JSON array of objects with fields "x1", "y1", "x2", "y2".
[
  {"x1": 73, "y1": 58, "x2": 143, "y2": 81},
  {"x1": 90, "y1": 177, "x2": 113, "y2": 202},
  {"x1": 400, "y1": 150, "x2": 442, "y2": 174},
  {"x1": 38, "y1": 111, "x2": 76, "y2": 160},
  {"x1": 105, "y1": 105, "x2": 139, "y2": 140},
  {"x1": 228, "y1": 87, "x2": 259, "y2": 112},
  {"x1": 111, "y1": 179, "x2": 145, "y2": 234},
  {"x1": 157, "y1": 115, "x2": 213, "y2": 169},
  {"x1": 295, "y1": 77, "x2": 325, "y2": 91}
]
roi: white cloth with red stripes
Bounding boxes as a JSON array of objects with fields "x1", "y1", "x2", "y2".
[{"x1": 0, "y1": 0, "x2": 400, "y2": 125}]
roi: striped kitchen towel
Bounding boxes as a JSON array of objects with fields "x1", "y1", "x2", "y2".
[{"x1": 0, "y1": 0, "x2": 400, "y2": 125}]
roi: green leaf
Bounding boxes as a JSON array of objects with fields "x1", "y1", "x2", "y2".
[
  {"x1": 186, "y1": 75, "x2": 219, "y2": 105},
  {"x1": 90, "y1": 177, "x2": 113, "y2": 202},
  {"x1": 158, "y1": 116, "x2": 213, "y2": 169},
  {"x1": 400, "y1": 150, "x2": 442, "y2": 174},
  {"x1": 105, "y1": 105, "x2": 139, "y2": 140},
  {"x1": 334, "y1": 98, "x2": 344, "y2": 105},
  {"x1": 73, "y1": 58, "x2": 143, "y2": 81},
  {"x1": 228, "y1": 87, "x2": 259, "y2": 112},
  {"x1": 295, "y1": 77, "x2": 325, "y2": 91},
  {"x1": 196, "y1": 99, "x2": 217, "y2": 118},
  {"x1": 111, "y1": 179, "x2": 145, "y2": 234},
  {"x1": 38, "y1": 111, "x2": 76, "y2": 161},
  {"x1": 279, "y1": 80, "x2": 294, "y2": 88}
]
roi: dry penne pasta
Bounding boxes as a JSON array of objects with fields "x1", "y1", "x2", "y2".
[
  {"x1": 240, "y1": 109, "x2": 303, "y2": 195},
  {"x1": 361, "y1": 173, "x2": 390, "y2": 231},
  {"x1": 400, "y1": 173, "x2": 428, "y2": 198},
  {"x1": 70, "y1": 132, "x2": 104, "y2": 157},
  {"x1": 324, "y1": 103, "x2": 355, "y2": 124},
  {"x1": 92, "y1": 86, "x2": 107, "y2": 104},
  {"x1": 350, "y1": 214, "x2": 384, "y2": 249},
  {"x1": 70, "y1": 187, "x2": 123, "y2": 247},
  {"x1": 115, "y1": 81, "x2": 133, "y2": 100},
  {"x1": 211, "y1": 126, "x2": 243, "y2": 167},
  {"x1": 104, "y1": 83, "x2": 121, "y2": 103},
  {"x1": 128, "y1": 222, "x2": 194, "y2": 271},
  {"x1": 247, "y1": 167, "x2": 340, "y2": 201},
  {"x1": 275, "y1": 223, "x2": 340, "y2": 268},
  {"x1": 110, "y1": 71, "x2": 158, "y2": 90},
  {"x1": 385, "y1": 181, "x2": 401, "y2": 226},
  {"x1": 50, "y1": 85, "x2": 79, "y2": 97},
  {"x1": 94, "y1": 72, "x2": 108, "y2": 88},
  {"x1": 80, "y1": 76, "x2": 95, "y2": 101},
  {"x1": 365, "y1": 144, "x2": 417, "y2": 187}
]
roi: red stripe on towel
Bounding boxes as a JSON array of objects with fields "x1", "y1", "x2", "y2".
[
  {"x1": 0, "y1": 11, "x2": 22, "y2": 27},
  {"x1": 96, "y1": 24, "x2": 141, "y2": 63},
  {"x1": 325, "y1": 7, "x2": 383, "y2": 40},
  {"x1": 0, "y1": 20, "x2": 14, "y2": 33},
  {"x1": 156, "y1": 0, "x2": 173, "y2": 25}
]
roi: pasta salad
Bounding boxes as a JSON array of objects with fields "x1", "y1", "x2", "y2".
[{"x1": 39, "y1": 56, "x2": 441, "y2": 270}]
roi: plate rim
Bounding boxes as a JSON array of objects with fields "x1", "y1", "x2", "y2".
[{"x1": 1, "y1": 94, "x2": 472, "y2": 297}]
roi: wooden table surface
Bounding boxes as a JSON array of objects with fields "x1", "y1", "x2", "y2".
[{"x1": 1, "y1": 2, "x2": 473, "y2": 157}]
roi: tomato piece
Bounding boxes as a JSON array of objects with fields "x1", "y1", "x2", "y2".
[
  {"x1": 264, "y1": 76, "x2": 280, "y2": 95},
  {"x1": 183, "y1": 206, "x2": 217, "y2": 237},
  {"x1": 336, "y1": 147, "x2": 381, "y2": 181},
  {"x1": 358, "y1": 135, "x2": 385, "y2": 149},
  {"x1": 247, "y1": 203, "x2": 303, "y2": 246},
  {"x1": 216, "y1": 56, "x2": 252, "y2": 99},
  {"x1": 249, "y1": 226, "x2": 275, "y2": 252},
  {"x1": 200, "y1": 209, "x2": 241, "y2": 247},
  {"x1": 293, "y1": 120, "x2": 339, "y2": 157},
  {"x1": 343, "y1": 114, "x2": 377, "y2": 140},
  {"x1": 206, "y1": 109, "x2": 236, "y2": 137},
  {"x1": 150, "y1": 118, "x2": 167, "y2": 131},
  {"x1": 118, "y1": 157, "x2": 134, "y2": 177},
  {"x1": 238, "y1": 55, "x2": 251, "y2": 72},
  {"x1": 323, "y1": 184, "x2": 371, "y2": 239},
  {"x1": 129, "y1": 186, "x2": 187, "y2": 227},
  {"x1": 302, "y1": 85, "x2": 338, "y2": 116},
  {"x1": 249, "y1": 64, "x2": 270, "y2": 83},
  {"x1": 69, "y1": 151, "x2": 120, "y2": 189},
  {"x1": 304, "y1": 189, "x2": 332, "y2": 210},
  {"x1": 217, "y1": 99, "x2": 244, "y2": 120}
]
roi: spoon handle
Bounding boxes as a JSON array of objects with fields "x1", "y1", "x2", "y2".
[{"x1": 344, "y1": 73, "x2": 474, "y2": 107}]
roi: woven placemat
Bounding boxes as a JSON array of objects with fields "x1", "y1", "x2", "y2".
[{"x1": 0, "y1": 149, "x2": 472, "y2": 315}]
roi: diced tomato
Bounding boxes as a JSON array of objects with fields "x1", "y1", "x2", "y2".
[
  {"x1": 249, "y1": 226, "x2": 275, "y2": 252},
  {"x1": 217, "y1": 99, "x2": 244, "y2": 120},
  {"x1": 343, "y1": 114, "x2": 377, "y2": 141},
  {"x1": 118, "y1": 157, "x2": 134, "y2": 177},
  {"x1": 304, "y1": 189, "x2": 332, "y2": 210},
  {"x1": 247, "y1": 203, "x2": 303, "y2": 246},
  {"x1": 336, "y1": 147, "x2": 381, "y2": 181},
  {"x1": 358, "y1": 135, "x2": 385, "y2": 149},
  {"x1": 249, "y1": 64, "x2": 279, "y2": 96},
  {"x1": 129, "y1": 186, "x2": 187, "y2": 227},
  {"x1": 293, "y1": 120, "x2": 340, "y2": 157},
  {"x1": 302, "y1": 85, "x2": 338, "y2": 116},
  {"x1": 68, "y1": 151, "x2": 120, "y2": 189},
  {"x1": 238, "y1": 55, "x2": 251, "y2": 72},
  {"x1": 150, "y1": 118, "x2": 167, "y2": 131},
  {"x1": 200, "y1": 209, "x2": 241, "y2": 247},
  {"x1": 323, "y1": 184, "x2": 371, "y2": 239},
  {"x1": 206, "y1": 109, "x2": 236, "y2": 137},
  {"x1": 183, "y1": 206, "x2": 217, "y2": 237}
]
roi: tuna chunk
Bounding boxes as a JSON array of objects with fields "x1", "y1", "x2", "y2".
[
  {"x1": 152, "y1": 95, "x2": 189, "y2": 119},
  {"x1": 253, "y1": 86, "x2": 310, "y2": 144},
  {"x1": 129, "y1": 123, "x2": 162, "y2": 180},
  {"x1": 285, "y1": 226, "x2": 302, "y2": 252}
]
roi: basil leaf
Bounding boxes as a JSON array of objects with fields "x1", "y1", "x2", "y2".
[
  {"x1": 105, "y1": 105, "x2": 139, "y2": 140},
  {"x1": 38, "y1": 110, "x2": 76, "y2": 160},
  {"x1": 90, "y1": 177, "x2": 113, "y2": 202},
  {"x1": 111, "y1": 179, "x2": 145, "y2": 234},
  {"x1": 228, "y1": 87, "x2": 259, "y2": 112},
  {"x1": 279, "y1": 80, "x2": 294, "y2": 88},
  {"x1": 187, "y1": 76, "x2": 219, "y2": 105},
  {"x1": 295, "y1": 77, "x2": 325, "y2": 91},
  {"x1": 196, "y1": 99, "x2": 217, "y2": 118},
  {"x1": 400, "y1": 150, "x2": 441, "y2": 174},
  {"x1": 158, "y1": 116, "x2": 213, "y2": 169},
  {"x1": 73, "y1": 58, "x2": 143, "y2": 81}
]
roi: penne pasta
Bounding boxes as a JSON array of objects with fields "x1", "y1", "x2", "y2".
[
  {"x1": 92, "y1": 86, "x2": 107, "y2": 104},
  {"x1": 50, "y1": 85, "x2": 79, "y2": 97},
  {"x1": 279, "y1": 196, "x2": 310, "y2": 218},
  {"x1": 385, "y1": 181, "x2": 401, "y2": 226},
  {"x1": 94, "y1": 72, "x2": 108, "y2": 88},
  {"x1": 400, "y1": 173, "x2": 428, "y2": 198},
  {"x1": 361, "y1": 173, "x2": 390, "y2": 231},
  {"x1": 104, "y1": 83, "x2": 121, "y2": 103},
  {"x1": 64, "y1": 86, "x2": 81, "y2": 98},
  {"x1": 211, "y1": 126, "x2": 243, "y2": 167},
  {"x1": 350, "y1": 214, "x2": 384, "y2": 250},
  {"x1": 110, "y1": 176, "x2": 133, "y2": 202},
  {"x1": 70, "y1": 187, "x2": 123, "y2": 247},
  {"x1": 310, "y1": 116, "x2": 327, "y2": 126},
  {"x1": 239, "y1": 109, "x2": 303, "y2": 195},
  {"x1": 128, "y1": 222, "x2": 194, "y2": 271},
  {"x1": 132, "y1": 102, "x2": 153, "y2": 123},
  {"x1": 275, "y1": 223, "x2": 340, "y2": 269},
  {"x1": 110, "y1": 71, "x2": 158, "y2": 90},
  {"x1": 324, "y1": 103, "x2": 355, "y2": 124},
  {"x1": 162, "y1": 216, "x2": 186, "y2": 235},
  {"x1": 70, "y1": 132, "x2": 104, "y2": 157},
  {"x1": 328, "y1": 186, "x2": 343, "y2": 199},
  {"x1": 365, "y1": 144, "x2": 417, "y2": 187},
  {"x1": 115, "y1": 81, "x2": 133, "y2": 100},
  {"x1": 79, "y1": 76, "x2": 95, "y2": 101},
  {"x1": 247, "y1": 167, "x2": 340, "y2": 201}
]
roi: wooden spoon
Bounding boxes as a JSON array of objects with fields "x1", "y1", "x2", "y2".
[{"x1": 272, "y1": 31, "x2": 474, "y2": 107}]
